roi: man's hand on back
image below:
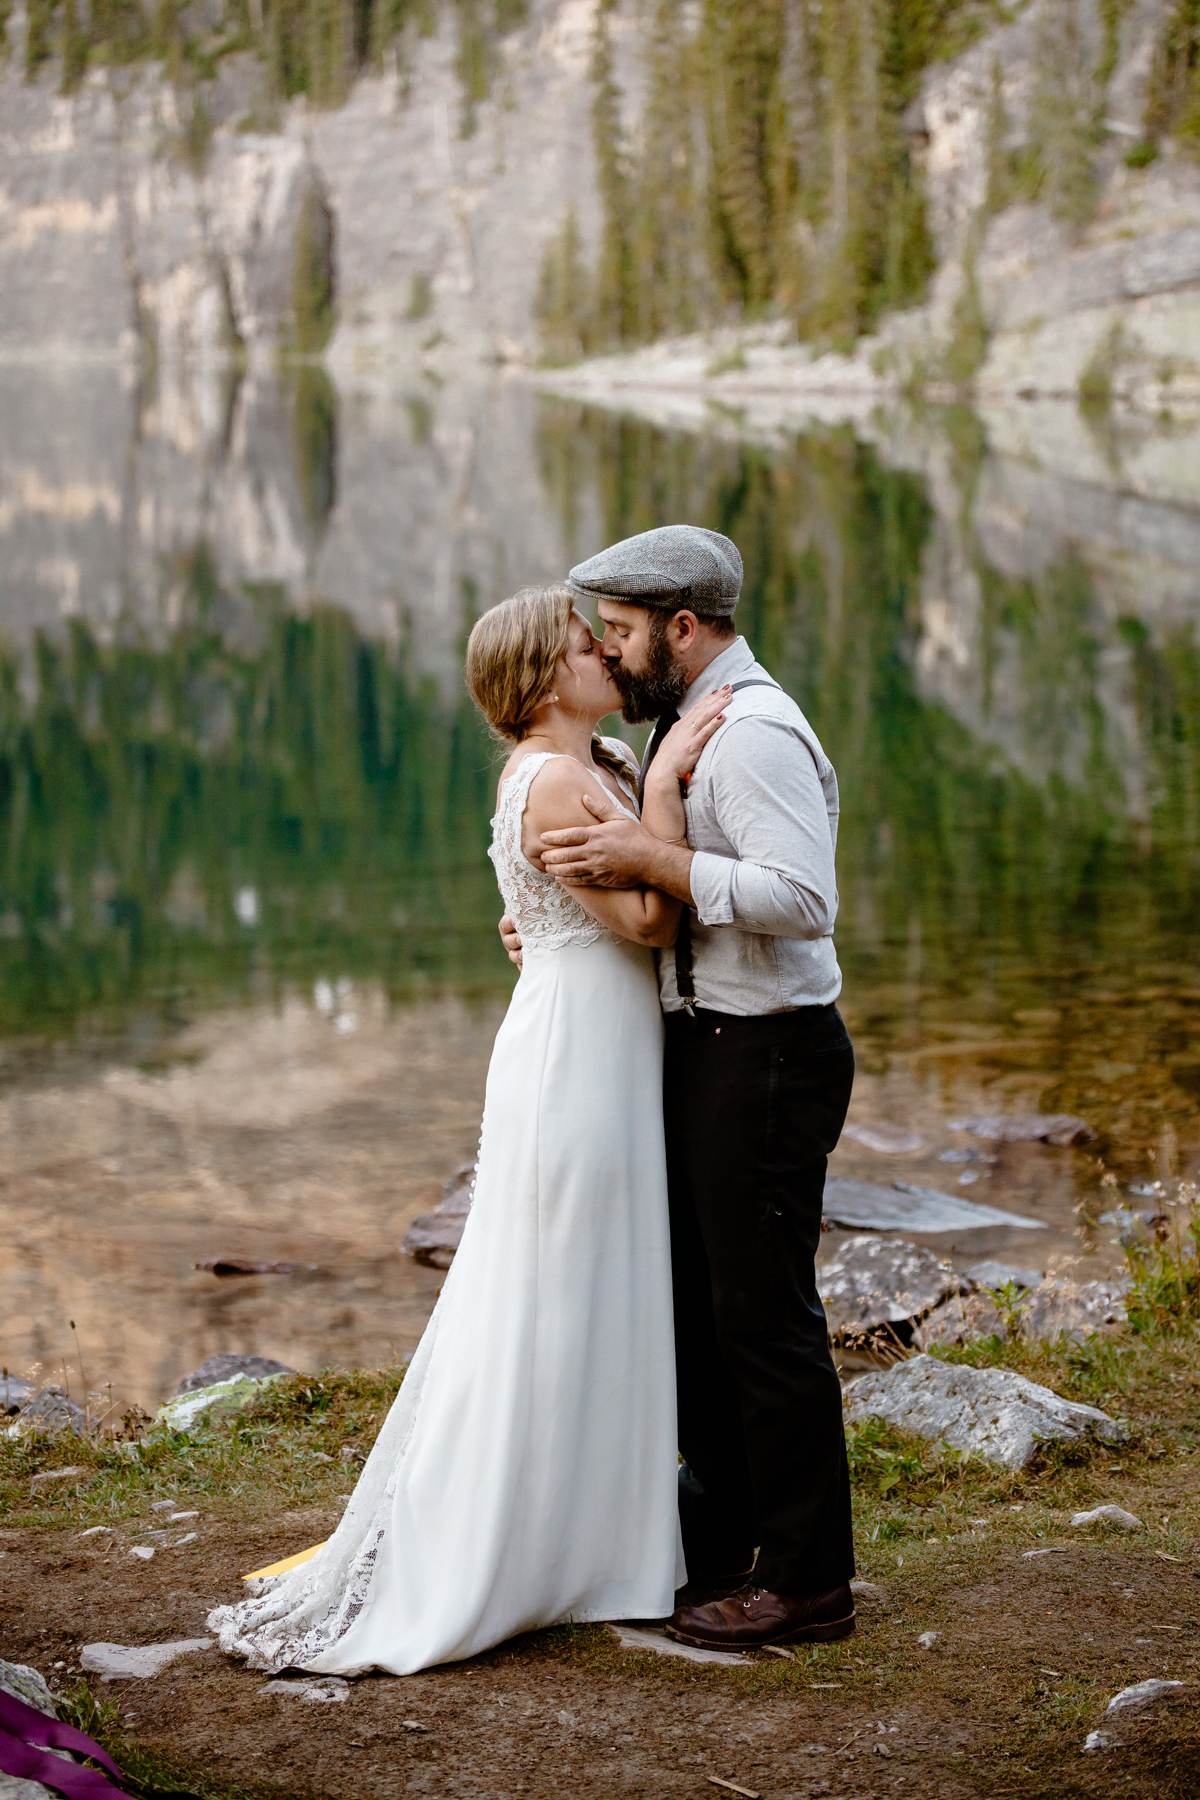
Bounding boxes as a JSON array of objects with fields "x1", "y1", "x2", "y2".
[{"x1": 498, "y1": 913, "x2": 523, "y2": 968}]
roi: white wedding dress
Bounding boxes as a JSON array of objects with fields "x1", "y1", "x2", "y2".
[{"x1": 207, "y1": 747, "x2": 684, "y2": 1675}]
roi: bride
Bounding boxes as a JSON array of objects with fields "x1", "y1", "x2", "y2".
[{"x1": 207, "y1": 585, "x2": 728, "y2": 1676}]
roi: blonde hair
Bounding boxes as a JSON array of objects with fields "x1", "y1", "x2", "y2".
[{"x1": 465, "y1": 584, "x2": 632, "y2": 781}]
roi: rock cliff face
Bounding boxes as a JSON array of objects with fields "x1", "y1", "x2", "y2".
[
  {"x1": 0, "y1": 0, "x2": 611, "y2": 373},
  {"x1": 2, "y1": 0, "x2": 1199, "y2": 397}
]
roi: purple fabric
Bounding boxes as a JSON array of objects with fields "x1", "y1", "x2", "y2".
[{"x1": 0, "y1": 1687, "x2": 132, "y2": 1797}]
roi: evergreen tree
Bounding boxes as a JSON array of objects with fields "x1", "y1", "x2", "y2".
[
  {"x1": 1144, "y1": 0, "x2": 1200, "y2": 153},
  {"x1": 59, "y1": 0, "x2": 87, "y2": 90},
  {"x1": 589, "y1": 1, "x2": 634, "y2": 346}
]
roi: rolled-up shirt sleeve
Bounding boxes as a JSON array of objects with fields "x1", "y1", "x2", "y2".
[{"x1": 688, "y1": 716, "x2": 839, "y2": 939}]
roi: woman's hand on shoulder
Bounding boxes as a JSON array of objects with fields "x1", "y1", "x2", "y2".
[{"x1": 647, "y1": 685, "x2": 731, "y2": 785}]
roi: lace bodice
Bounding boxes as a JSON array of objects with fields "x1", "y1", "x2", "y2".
[{"x1": 488, "y1": 749, "x2": 639, "y2": 952}]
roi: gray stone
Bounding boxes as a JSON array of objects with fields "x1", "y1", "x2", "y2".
[
  {"x1": 1070, "y1": 1505, "x2": 1144, "y2": 1531},
  {"x1": 844, "y1": 1354, "x2": 1129, "y2": 1470},
  {"x1": 949, "y1": 1113, "x2": 1095, "y2": 1147},
  {"x1": 402, "y1": 1163, "x2": 475, "y2": 1268},
  {"x1": 80, "y1": 1639, "x2": 211, "y2": 1681},
  {"x1": 128, "y1": 1547, "x2": 155, "y2": 1561},
  {"x1": 819, "y1": 1237, "x2": 965, "y2": 1340},
  {"x1": 154, "y1": 1371, "x2": 287, "y2": 1432},
  {"x1": 965, "y1": 1260, "x2": 1043, "y2": 1291},
  {"x1": 173, "y1": 1356, "x2": 295, "y2": 1396},
  {"x1": 1083, "y1": 1678, "x2": 1187, "y2": 1751},
  {"x1": 1, "y1": 1376, "x2": 33, "y2": 1414},
  {"x1": 912, "y1": 1291, "x2": 1006, "y2": 1350},
  {"x1": 261, "y1": 1676, "x2": 350, "y2": 1702},
  {"x1": 840, "y1": 1122, "x2": 927, "y2": 1155},
  {"x1": 8, "y1": 1387, "x2": 88, "y2": 1437},
  {"x1": 824, "y1": 1178, "x2": 1043, "y2": 1235},
  {"x1": 606, "y1": 1624, "x2": 748, "y2": 1667},
  {"x1": 1105, "y1": 1678, "x2": 1186, "y2": 1717},
  {"x1": 0, "y1": 1661, "x2": 56, "y2": 1718},
  {"x1": 1020, "y1": 1277, "x2": 1129, "y2": 1343},
  {"x1": 29, "y1": 1465, "x2": 87, "y2": 1487},
  {"x1": 917, "y1": 1631, "x2": 939, "y2": 1650}
]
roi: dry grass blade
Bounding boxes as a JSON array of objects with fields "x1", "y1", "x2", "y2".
[{"x1": 706, "y1": 1779, "x2": 760, "y2": 1800}]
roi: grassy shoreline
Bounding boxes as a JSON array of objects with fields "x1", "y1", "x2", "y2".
[{"x1": 2, "y1": 1215, "x2": 1197, "y2": 1798}]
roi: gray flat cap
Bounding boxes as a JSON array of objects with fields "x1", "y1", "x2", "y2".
[{"x1": 566, "y1": 524, "x2": 742, "y2": 616}]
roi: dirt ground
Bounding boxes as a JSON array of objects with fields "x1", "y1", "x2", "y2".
[{"x1": 4, "y1": 1504, "x2": 1198, "y2": 1800}]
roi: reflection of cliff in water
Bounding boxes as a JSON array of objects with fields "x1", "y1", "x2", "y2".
[{"x1": 0, "y1": 399, "x2": 1195, "y2": 1046}]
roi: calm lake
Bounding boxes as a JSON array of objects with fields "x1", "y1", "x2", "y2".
[{"x1": 2, "y1": 365, "x2": 1197, "y2": 1411}]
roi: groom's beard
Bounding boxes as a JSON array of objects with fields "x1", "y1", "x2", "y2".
[{"x1": 607, "y1": 617, "x2": 689, "y2": 724}]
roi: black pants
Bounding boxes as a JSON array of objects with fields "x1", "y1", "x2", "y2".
[{"x1": 664, "y1": 1001, "x2": 856, "y2": 1594}]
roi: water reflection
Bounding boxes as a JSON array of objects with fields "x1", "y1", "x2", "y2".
[{"x1": 1, "y1": 368, "x2": 1197, "y2": 1407}]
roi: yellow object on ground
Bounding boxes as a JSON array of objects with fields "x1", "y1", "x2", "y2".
[{"x1": 242, "y1": 1540, "x2": 325, "y2": 1581}]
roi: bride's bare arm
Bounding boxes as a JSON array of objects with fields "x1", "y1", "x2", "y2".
[{"x1": 523, "y1": 761, "x2": 681, "y2": 949}]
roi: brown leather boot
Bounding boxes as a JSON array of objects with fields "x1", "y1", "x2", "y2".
[
  {"x1": 666, "y1": 1582, "x2": 855, "y2": 1649},
  {"x1": 673, "y1": 1559, "x2": 757, "y2": 1610}
]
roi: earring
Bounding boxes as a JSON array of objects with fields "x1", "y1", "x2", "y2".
[{"x1": 549, "y1": 693, "x2": 559, "y2": 704}]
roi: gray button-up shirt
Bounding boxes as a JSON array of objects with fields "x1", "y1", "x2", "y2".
[{"x1": 648, "y1": 637, "x2": 843, "y2": 1016}]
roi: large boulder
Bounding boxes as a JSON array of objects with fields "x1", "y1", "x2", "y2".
[
  {"x1": 818, "y1": 1237, "x2": 964, "y2": 1342},
  {"x1": 844, "y1": 1354, "x2": 1129, "y2": 1469},
  {"x1": 402, "y1": 1164, "x2": 475, "y2": 1269}
]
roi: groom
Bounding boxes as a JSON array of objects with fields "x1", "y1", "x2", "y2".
[{"x1": 501, "y1": 524, "x2": 856, "y2": 1649}]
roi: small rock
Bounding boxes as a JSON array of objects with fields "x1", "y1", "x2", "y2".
[
  {"x1": 966, "y1": 1261, "x2": 1043, "y2": 1292},
  {"x1": 819, "y1": 1236, "x2": 964, "y2": 1341},
  {"x1": 129, "y1": 1546, "x2": 155, "y2": 1560},
  {"x1": 841, "y1": 1122, "x2": 927, "y2": 1155},
  {"x1": 0, "y1": 1659, "x2": 57, "y2": 1717},
  {"x1": 1105, "y1": 1678, "x2": 1185, "y2": 1716},
  {"x1": 1022, "y1": 1548, "x2": 1067, "y2": 1558},
  {"x1": 8, "y1": 1387, "x2": 88, "y2": 1437},
  {"x1": 912, "y1": 1290, "x2": 1005, "y2": 1350},
  {"x1": 171, "y1": 1531, "x2": 199, "y2": 1547},
  {"x1": 402, "y1": 1163, "x2": 475, "y2": 1268},
  {"x1": 149, "y1": 1499, "x2": 179, "y2": 1512},
  {"x1": 76, "y1": 1525, "x2": 114, "y2": 1539},
  {"x1": 1020, "y1": 1278, "x2": 1129, "y2": 1343},
  {"x1": 917, "y1": 1631, "x2": 938, "y2": 1650},
  {"x1": 195, "y1": 1258, "x2": 320, "y2": 1277},
  {"x1": 261, "y1": 1676, "x2": 350, "y2": 1703},
  {"x1": 401, "y1": 1720, "x2": 428, "y2": 1732},
  {"x1": 950, "y1": 1112, "x2": 1095, "y2": 1147},
  {"x1": 0, "y1": 1376, "x2": 34, "y2": 1415},
  {"x1": 81, "y1": 1639, "x2": 211, "y2": 1680},
  {"x1": 1071, "y1": 1505, "x2": 1143, "y2": 1531},
  {"x1": 173, "y1": 1356, "x2": 295, "y2": 1396},
  {"x1": 607, "y1": 1624, "x2": 748, "y2": 1667},
  {"x1": 168, "y1": 1510, "x2": 199, "y2": 1521},
  {"x1": 29, "y1": 1465, "x2": 86, "y2": 1486},
  {"x1": 154, "y1": 1371, "x2": 287, "y2": 1433},
  {"x1": 1083, "y1": 1679, "x2": 1187, "y2": 1751},
  {"x1": 844, "y1": 1355, "x2": 1129, "y2": 1470}
]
